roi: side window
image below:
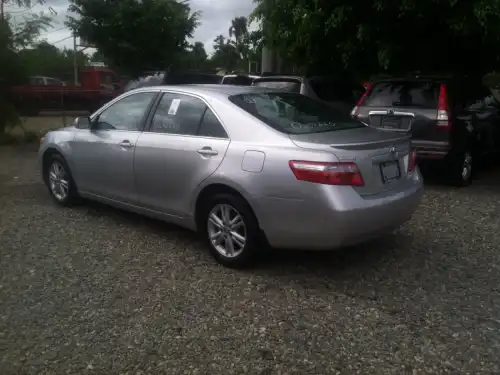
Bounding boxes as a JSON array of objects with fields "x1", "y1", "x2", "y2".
[
  {"x1": 150, "y1": 93, "x2": 206, "y2": 135},
  {"x1": 95, "y1": 92, "x2": 156, "y2": 131},
  {"x1": 46, "y1": 78, "x2": 64, "y2": 86},
  {"x1": 30, "y1": 77, "x2": 45, "y2": 85},
  {"x1": 198, "y1": 109, "x2": 228, "y2": 138}
]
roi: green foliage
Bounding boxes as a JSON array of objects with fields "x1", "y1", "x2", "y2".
[
  {"x1": 0, "y1": 19, "x2": 24, "y2": 136},
  {"x1": 210, "y1": 17, "x2": 262, "y2": 72},
  {"x1": 1, "y1": 0, "x2": 51, "y2": 48},
  {"x1": 66, "y1": 0, "x2": 200, "y2": 77},
  {"x1": 19, "y1": 41, "x2": 88, "y2": 79},
  {"x1": 1, "y1": 0, "x2": 51, "y2": 138},
  {"x1": 252, "y1": 0, "x2": 500, "y2": 76},
  {"x1": 210, "y1": 34, "x2": 240, "y2": 72},
  {"x1": 178, "y1": 41, "x2": 209, "y2": 70}
]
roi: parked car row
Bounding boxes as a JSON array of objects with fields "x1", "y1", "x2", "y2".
[{"x1": 38, "y1": 69, "x2": 500, "y2": 268}]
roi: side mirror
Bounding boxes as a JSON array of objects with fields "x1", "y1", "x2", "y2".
[{"x1": 75, "y1": 116, "x2": 91, "y2": 129}]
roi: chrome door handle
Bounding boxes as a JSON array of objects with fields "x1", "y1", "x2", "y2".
[
  {"x1": 119, "y1": 140, "x2": 134, "y2": 148},
  {"x1": 197, "y1": 148, "x2": 218, "y2": 156}
]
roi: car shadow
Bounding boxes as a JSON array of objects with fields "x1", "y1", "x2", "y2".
[
  {"x1": 81, "y1": 199, "x2": 196, "y2": 238},
  {"x1": 256, "y1": 230, "x2": 413, "y2": 276},
  {"x1": 77, "y1": 197, "x2": 411, "y2": 276}
]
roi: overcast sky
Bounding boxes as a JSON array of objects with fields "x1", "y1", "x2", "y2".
[{"x1": 7, "y1": 0, "x2": 256, "y2": 55}]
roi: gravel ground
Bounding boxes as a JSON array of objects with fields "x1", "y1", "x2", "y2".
[{"x1": 1, "y1": 146, "x2": 500, "y2": 374}]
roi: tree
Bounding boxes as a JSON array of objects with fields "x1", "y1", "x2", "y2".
[
  {"x1": 19, "y1": 41, "x2": 88, "y2": 79},
  {"x1": 1, "y1": 1, "x2": 51, "y2": 48},
  {"x1": 66, "y1": 0, "x2": 200, "y2": 77},
  {"x1": 228, "y1": 16, "x2": 248, "y2": 60},
  {"x1": 252, "y1": 0, "x2": 500, "y2": 76},
  {"x1": 209, "y1": 34, "x2": 240, "y2": 72},
  {"x1": 1, "y1": 0, "x2": 51, "y2": 137},
  {"x1": 179, "y1": 41, "x2": 208, "y2": 69}
]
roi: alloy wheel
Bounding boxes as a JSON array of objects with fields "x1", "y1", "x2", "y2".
[
  {"x1": 207, "y1": 203, "x2": 247, "y2": 258},
  {"x1": 48, "y1": 161, "x2": 70, "y2": 201}
]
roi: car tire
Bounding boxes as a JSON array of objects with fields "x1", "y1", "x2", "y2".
[
  {"x1": 44, "y1": 153, "x2": 79, "y2": 206},
  {"x1": 201, "y1": 193, "x2": 263, "y2": 268},
  {"x1": 448, "y1": 147, "x2": 473, "y2": 187}
]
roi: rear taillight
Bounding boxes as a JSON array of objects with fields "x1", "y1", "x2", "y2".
[
  {"x1": 289, "y1": 160, "x2": 364, "y2": 186},
  {"x1": 351, "y1": 84, "x2": 372, "y2": 118},
  {"x1": 408, "y1": 151, "x2": 417, "y2": 172},
  {"x1": 437, "y1": 83, "x2": 452, "y2": 128}
]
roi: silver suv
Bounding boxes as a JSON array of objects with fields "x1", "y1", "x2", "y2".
[{"x1": 252, "y1": 75, "x2": 365, "y2": 113}]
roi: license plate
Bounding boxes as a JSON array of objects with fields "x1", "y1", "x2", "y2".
[
  {"x1": 380, "y1": 161, "x2": 401, "y2": 182},
  {"x1": 380, "y1": 116, "x2": 402, "y2": 129}
]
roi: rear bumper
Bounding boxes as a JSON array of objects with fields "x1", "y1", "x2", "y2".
[{"x1": 253, "y1": 172, "x2": 424, "y2": 250}]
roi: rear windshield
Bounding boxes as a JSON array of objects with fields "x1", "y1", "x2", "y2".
[
  {"x1": 229, "y1": 92, "x2": 364, "y2": 134},
  {"x1": 364, "y1": 81, "x2": 439, "y2": 108},
  {"x1": 253, "y1": 79, "x2": 301, "y2": 93},
  {"x1": 309, "y1": 78, "x2": 363, "y2": 103}
]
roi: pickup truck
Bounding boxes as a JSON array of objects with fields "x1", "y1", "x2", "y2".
[{"x1": 12, "y1": 67, "x2": 124, "y2": 115}]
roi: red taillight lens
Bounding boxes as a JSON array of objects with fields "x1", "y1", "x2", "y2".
[
  {"x1": 289, "y1": 160, "x2": 364, "y2": 186},
  {"x1": 408, "y1": 151, "x2": 417, "y2": 172},
  {"x1": 437, "y1": 83, "x2": 451, "y2": 128},
  {"x1": 351, "y1": 85, "x2": 372, "y2": 118}
]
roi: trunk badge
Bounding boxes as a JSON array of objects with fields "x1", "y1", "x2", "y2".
[{"x1": 387, "y1": 109, "x2": 395, "y2": 115}]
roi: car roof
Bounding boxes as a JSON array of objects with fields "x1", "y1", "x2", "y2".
[
  {"x1": 130, "y1": 84, "x2": 281, "y2": 99},
  {"x1": 254, "y1": 75, "x2": 361, "y2": 83},
  {"x1": 255, "y1": 75, "x2": 304, "y2": 82}
]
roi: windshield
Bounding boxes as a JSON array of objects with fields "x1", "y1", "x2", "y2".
[
  {"x1": 229, "y1": 92, "x2": 365, "y2": 134},
  {"x1": 253, "y1": 79, "x2": 301, "y2": 93}
]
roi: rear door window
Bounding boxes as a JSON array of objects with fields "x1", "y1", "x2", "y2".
[
  {"x1": 150, "y1": 93, "x2": 207, "y2": 135},
  {"x1": 364, "y1": 81, "x2": 439, "y2": 108},
  {"x1": 253, "y1": 79, "x2": 301, "y2": 93}
]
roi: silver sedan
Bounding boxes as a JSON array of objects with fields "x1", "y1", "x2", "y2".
[{"x1": 39, "y1": 85, "x2": 424, "y2": 268}]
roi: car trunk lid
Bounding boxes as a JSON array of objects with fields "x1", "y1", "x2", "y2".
[{"x1": 289, "y1": 127, "x2": 412, "y2": 196}]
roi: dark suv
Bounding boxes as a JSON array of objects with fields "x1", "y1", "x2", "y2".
[{"x1": 352, "y1": 74, "x2": 500, "y2": 186}]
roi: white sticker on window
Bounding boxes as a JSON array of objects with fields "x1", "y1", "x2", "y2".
[{"x1": 168, "y1": 99, "x2": 181, "y2": 115}]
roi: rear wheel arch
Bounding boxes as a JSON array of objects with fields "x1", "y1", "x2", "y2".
[{"x1": 194, "y1": 183, "x2": 260, "y2": 231}]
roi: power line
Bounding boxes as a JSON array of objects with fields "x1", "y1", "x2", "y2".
[
  {"x1": 42, "y1": 26, "x2": 68, "y2": 35},
  {"x1": 51, "y1": 35, "x2": 73, "y2": 44}
]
